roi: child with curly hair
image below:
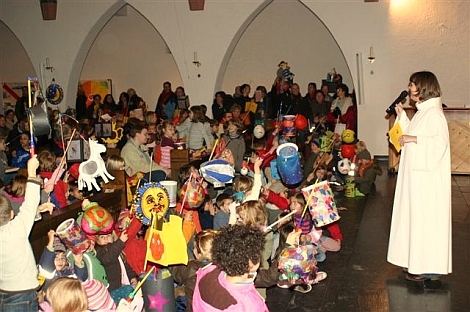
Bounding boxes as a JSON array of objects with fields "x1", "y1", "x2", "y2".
[{"x1": 192, "y1": 225, "x2": 268, "y2": 312}]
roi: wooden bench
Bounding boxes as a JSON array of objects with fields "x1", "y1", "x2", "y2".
[
  {"x1": 101, "y1": 169, "x2": 128, "y2": 209},
  {"x1": 29, "y1": 190, "x2": 123, "y2": 262},
  {"x1": 170, "y1": 149, "x2": 190, "y2": 181}
]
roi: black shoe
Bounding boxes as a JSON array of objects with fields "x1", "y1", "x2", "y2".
[{"x1": 424, "y1": 279, "x2": 442, "y2": 290}]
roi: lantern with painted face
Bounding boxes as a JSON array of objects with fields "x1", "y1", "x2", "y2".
[{"x1": 132, "y1": 182, "x2": 170, "y2": 226}]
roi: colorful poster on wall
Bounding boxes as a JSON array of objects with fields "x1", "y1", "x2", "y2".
[
  {"x1": 2, "y1": 82, "x2": 26, "y2": 112},
  {"x1": 79, "y1": 79, "x2": 112, "y2": 108}
]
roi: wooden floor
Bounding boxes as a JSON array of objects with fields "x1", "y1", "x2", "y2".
[{"x1": 266, "y1": 160, "x2": 470, "y2": 312}]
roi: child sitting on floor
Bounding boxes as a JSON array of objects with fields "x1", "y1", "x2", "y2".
[
  {"x1": 350, "y1": 141, "x2": 382, "y2": 196},
  {"x1": 265, "y1": 191, "x2": 342, "y2": 260},
  {"x1": 277, "y1": 222, "x2": 327, "y2": 293}
]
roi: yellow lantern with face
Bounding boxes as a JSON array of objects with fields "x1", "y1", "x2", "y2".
[{"x1": 131, "y1": 182, "x2": 170, "y2": 225}]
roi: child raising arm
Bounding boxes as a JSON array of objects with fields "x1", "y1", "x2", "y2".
[{"x1": 0, "y1": 156, "x2": 54, "y2": 311}]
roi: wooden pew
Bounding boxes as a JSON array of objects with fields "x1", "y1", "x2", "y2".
[
  {"x1": 29, "y1": 189, "x2": 123, "y2": 262},
  {"x1": 101, "y1": 169, "x2": 128, "y2": 209},
  {"x1": 170, "y1": 149, "x2": 190, "y2": 181}
]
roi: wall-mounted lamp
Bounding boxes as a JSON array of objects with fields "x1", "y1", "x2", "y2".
[
  {"x1": 368, "y1": 46, "x2": 376, "y2": 63},
  {"x1": 192, "y1": 52, "x2": 201, "y2": 67},
  {"x1": 45, "y1": 58, "x2": 55, "y2": 72}
]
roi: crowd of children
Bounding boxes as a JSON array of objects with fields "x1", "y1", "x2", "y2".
[{"x1": 0, "y1": 75, "x2": 382, "y2": 312}]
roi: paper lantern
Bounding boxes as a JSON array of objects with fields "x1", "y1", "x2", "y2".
[
  {"x1": 253, "y1": 125, "x2": 265, "y2": 139},
  {"x1": 132, "y1": 182, "x2": 170, "y2": 226},
  {"x1": 337, "y1": 158, "x2": 351, "y2": 175},
  {"x1": 80, "y1": 202, "x2": 114, "y2": 235},
  {"x1": 295, "y1": 114, "x2": 308, "y2": 130},
  {"x1": 341, "y1": 144, "x2": 355, "y2": 159},
  {"x1": 179, "y1": 178, "x2": 205, "y2": 210},
  {"x1": 341, "y1": 129, "x2": 355, "y2": 144}
]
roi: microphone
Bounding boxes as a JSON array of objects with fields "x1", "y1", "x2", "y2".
[{"x1": 386, "y1": 90, "x2": 408, "y2": 114}]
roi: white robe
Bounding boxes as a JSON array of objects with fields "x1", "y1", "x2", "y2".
[{"x1": 387, "y1": 97, "x2": 452, "y2": 275}]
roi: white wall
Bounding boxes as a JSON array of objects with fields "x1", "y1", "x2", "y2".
[
  {"x1": 80, "y1": 5, "x2": 182, "y2": 110},
  {"x1": 222, "y1": 0, "x2": 353, "y2": 95},
  {"x1": 1, "y1": 0, "x2": 468, "y2": 156}
]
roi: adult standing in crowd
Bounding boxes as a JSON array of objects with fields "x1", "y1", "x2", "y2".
[
  {"x1": 155, "y1": 81, "x2": 177, "y2": 121},
  {"x1": 328, "y1": 83, "x2": 356, "y2": 131},
  {"x1": 15, "y1": 86, "x2": 28, "y2": 122},
  {"x1": 212, "y1": 91, "x2": 227, "y2": 122},
  {"x1": 387, "y1": 71, "x2": 451, "y2": 289}
]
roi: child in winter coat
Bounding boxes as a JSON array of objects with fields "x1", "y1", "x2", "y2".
[
  {"x1": 11, "y1": 133, "x2": 30, "y2": 169},
  {"x1": 38, "y1": 230, "x2": 88, "y2": 291},
  {"x1": 170, "y1": 230, "x2": 217, "y2": 312},
  {"x1": 351, "y1": 142, "x2": 382, "y2": 196},
  {"x1": 95, "y1": 230, "x2": 138, "y2": 304}
]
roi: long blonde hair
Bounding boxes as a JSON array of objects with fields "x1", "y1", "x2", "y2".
[
  {"x1": 46, "y1": 277, "x2": 88, "y2": 312},
  {"x1": 236, "y1": 199, "x2": 267, "y2": 227}
]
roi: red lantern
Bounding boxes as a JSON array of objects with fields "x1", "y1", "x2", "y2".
[
  {"x1": 294, "y1": 114, "x2": 308, "y2": 130},
  {"x1": 341, "y1": 144, "x2": 356, "y2": 159}
]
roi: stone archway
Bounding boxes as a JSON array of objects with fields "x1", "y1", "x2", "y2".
[
  {"x1": 79, "y1": 4, "x2": 182, "y2": 111},
  {"x1": 0, "y1": 21, "x2": 36, "y2": 112},
  {"x1": 220, "y1": 0, "x2": 353, "y2": 98}
]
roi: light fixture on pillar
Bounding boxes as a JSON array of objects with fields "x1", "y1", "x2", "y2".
[
  {"x1": 45, "y1": 58, "x2": 54, "y2": 72},
  {"x1": 40, "y1": 0, "x2": 57, "y2": 21},
  {"x1": 192, "y1": 52, "x2": 201, "y2": 67},
  {"x1": 368, "y1": 46, "x2": 376, "y2": 63},
  {"x1": 188, "y1": 0, "x2": 205, "y2": 11}
]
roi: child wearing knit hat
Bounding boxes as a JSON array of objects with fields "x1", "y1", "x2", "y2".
[{"x1": 82, "y1": 279, "x2": 116, "y2": 310}]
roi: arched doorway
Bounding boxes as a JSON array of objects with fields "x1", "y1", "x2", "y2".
[
  {"x1": 80, "y1": 4, "x2": 182, "y2": 112},
  {"x1": 221, "y1": 0, "x2": 355, "y2": 127},
  {"x1": 0, "y1": 21, "x2": 36, "y2": 113}
]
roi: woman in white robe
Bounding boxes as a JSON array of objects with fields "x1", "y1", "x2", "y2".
[{"x1": 387, "y1": 71, "x2": 452, "y2": 288}]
